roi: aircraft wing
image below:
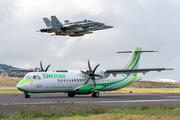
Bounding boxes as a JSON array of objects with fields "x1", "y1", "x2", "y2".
[
  {"x1": 63, "y1": 24, "x2": 76, "y2": 28},
  {"x1": 89, "y1": 25, "x2": 113, "y2": 31},
  {"x1": 104, "y1": 68, "x2": 173, "y2": 75},
  {"x1": 10, "y1": 69, "x2": 35, "y2": 72},
  {"x1": 63, "y1": 22, "x2": 93, "y2": 28}
]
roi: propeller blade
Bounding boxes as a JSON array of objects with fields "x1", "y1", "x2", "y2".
[
  {"x1": 40, "y1": 61, "x2": 44, "y2": 71},
  {"x1": 80, "y1": 70, "x2": 86, "y2": 74},
  {"x1": 92, "y1": 63, "x2": 100, "y2": 73},
  {"x1": 93, "y1": 74, "x2": 104, "y2": 79},
  {"x1": 88, "y1": 59, "x2": 92, "y2": 72},
  {"x1": 92, "y1": 79, "x2": 96, "y2": 89},
  {"x1": 83, "y1": 77, "x2": 90, "y2": 86},
  {"x1": 45, "y1": 64, "x2": 51, "y2": 72}
]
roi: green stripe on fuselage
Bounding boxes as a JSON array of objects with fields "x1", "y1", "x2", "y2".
[
  {"x1": 111, "y1": 73, "x2": 137, "y2": 91},
  {"x1": 17, "y1": 79, "x2": 35, "y2": 86},
  {"x1": 74, "y1": 75, "x2": 129, "y2": 93}
]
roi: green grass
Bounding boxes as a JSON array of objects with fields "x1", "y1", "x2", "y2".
[
  {"x1": 0, "y1": 104, "x2": 180, "y2": 119},
  {"x1": 128, "y1": 81, "x2": 180, "y2": 88}
]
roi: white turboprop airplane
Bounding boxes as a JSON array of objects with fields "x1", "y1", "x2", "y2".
[{"x1": 10, "y1": 47, "x2": 173, "y2": 98}]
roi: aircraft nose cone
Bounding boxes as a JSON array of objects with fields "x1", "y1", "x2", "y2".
[{"x1": 17, "y1": 84, "x2": 27, "y2": 92}]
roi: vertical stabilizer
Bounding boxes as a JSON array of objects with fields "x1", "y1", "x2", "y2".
[
  {"x1": 51, "y1": 16, "x2": 63, "y2": 29},
  {"x1": 43, "y1": 18, "x2": 52, "y2": 27},
  {"x1": 123, "y1": 47, "x2": 142, "y2": 69}
]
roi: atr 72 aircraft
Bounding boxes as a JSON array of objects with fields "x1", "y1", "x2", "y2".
[
  {"x1": 10, "y1": 47, "x2": 173, "y2": 98},
  {"x1": 37, "y1": 16, "x2": 113, "y2": 37}
]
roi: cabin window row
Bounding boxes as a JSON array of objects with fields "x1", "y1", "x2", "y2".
[{"x1": 58, "y1": 79, "x2": 119, "y2": 82}]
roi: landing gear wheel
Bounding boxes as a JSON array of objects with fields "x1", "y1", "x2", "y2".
[
  {"x1": 92, "y1": 92, "x2": 99, "y2": 97},
  {"x1": 24, "y1": 92, "x2": 31, "y2": 98},
  {"x1": 68, "y1": 93, "x2": 75, "y2": 97},
  {"x1": 25, "y1": 95, "x2": 30, "y2": 98}
]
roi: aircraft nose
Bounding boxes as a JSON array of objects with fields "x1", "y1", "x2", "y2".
[
  {"x1": 17, "y1": 83, "x2": 27, "y2": 92},
  {"x1": 17, "y1": 84, "x2": 25, "y2": 90}
]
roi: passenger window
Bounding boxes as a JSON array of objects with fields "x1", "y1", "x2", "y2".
[
  {"x1": 74, "y1": 79, "x2": 76, "y2": 82},
  {"x1": 72, "y1": 79, "x2": 73, "y2": 82},
  {"x1": 61, "y1": 80, "x2": 63, "y2": 82}
]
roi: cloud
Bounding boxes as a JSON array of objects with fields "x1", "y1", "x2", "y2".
[{"x1": 0, "y1": 0, "x2": 179, "y2": 80}]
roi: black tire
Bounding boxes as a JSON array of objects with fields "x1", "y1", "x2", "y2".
[
  {"x1": 92, "y1": 92, "x2": 99, "y2": 97},
  {"x1": 25, "y1": 95, "x2": 30, "y2": 98},
  {"x1": 68, "y1": 93, "x2": 75, "y2": 97}
]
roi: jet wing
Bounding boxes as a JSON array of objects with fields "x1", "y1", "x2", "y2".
[
  {"x1": 63, "y1": 22, "x2": 93, "y2": 28},
  {"x1": 104, "y1": 68, "x2": 173, "y2": 76},
  {"x1": 10, "y1": 69, "x2": 35, "y2": 72},
  {"x1": 89, "y1": 25, "x2": 113, "y2": 31}
]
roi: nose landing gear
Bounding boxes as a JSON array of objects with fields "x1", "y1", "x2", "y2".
[{"x1": 24, "y1": 92, "x2": 31, "y2": 98}]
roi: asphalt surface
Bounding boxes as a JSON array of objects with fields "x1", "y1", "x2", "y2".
[{"x1": 1, "y1": 93, "x2": 180, "y2": 115}]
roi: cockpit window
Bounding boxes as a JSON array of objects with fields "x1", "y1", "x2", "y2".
[
  {"x1": 24, "y1": 75, "x2": 41, "y2": 80},
  {"x1": 33, "y1": 75, "x2": 41, "y2": 80},
  {"x1": 25, "y1": 75, "x2": 33, "y2": 79},
  {"x1": 33, "y1": 75, "x2": 37, "y2": 79}
]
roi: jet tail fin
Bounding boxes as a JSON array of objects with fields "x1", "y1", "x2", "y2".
[
  {"x1": 51, "y1": 16, "x2": 63, "y2": 28},
  {"x1": 43, "y1": 18, "x2": 52, "y2": 27}
]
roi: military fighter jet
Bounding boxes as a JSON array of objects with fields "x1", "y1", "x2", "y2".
[{"x1": 37, "y1": 16, "x2": 113, "y2": 37}]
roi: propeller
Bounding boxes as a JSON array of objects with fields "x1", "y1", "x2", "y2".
[
  {"x1": 80, "y1": 59, "x2": 104, "y2": 89},
  {"x1": 40, "y1": 61, "x2": 51, "y2": 72}
]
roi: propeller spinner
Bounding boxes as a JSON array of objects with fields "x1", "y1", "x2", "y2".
[{"x1": 80, "y1": 60, "x2": 104, "y2": 89}]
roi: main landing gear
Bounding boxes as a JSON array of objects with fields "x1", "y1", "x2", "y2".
[
  {"x1": 92, "y1": 92, "x2": 99, "y2": 97},
  {"x1": 68, "y1": 93, "x2": 75, "y2": 97},
  {"x1": 24, "y1": 92, "x2": 31, "y2": 98}
]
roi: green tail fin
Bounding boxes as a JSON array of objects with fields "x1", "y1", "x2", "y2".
[{"x1": 123, "y1": 47, "x2": 142, "y2": 69}]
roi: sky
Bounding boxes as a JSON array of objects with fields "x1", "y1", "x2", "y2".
[{"x1": 0, "y1": 0, "x2": 179, "y2": 81}]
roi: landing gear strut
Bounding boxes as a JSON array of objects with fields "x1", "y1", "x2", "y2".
[
  {"x1": 68, "y1": 93, "x2": 75, "y2": 97},
  {"x1": 92, "y1": 92, "x2": 99, "y2": 97},
  {"x1": 24, "y1": 92, "x2": 31, "y2": 98}
]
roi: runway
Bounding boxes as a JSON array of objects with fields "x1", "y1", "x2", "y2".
[
  {"x1": 1, "y1": 93, "x2": 180, "y2": 107},
  {"x1": 1, "y1": 93, "x2": 180, "y2": 115}
]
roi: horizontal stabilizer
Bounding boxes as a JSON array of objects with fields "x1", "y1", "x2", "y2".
[{"x1": 117, "y1": 50, "x2": 159, "y2": 53}]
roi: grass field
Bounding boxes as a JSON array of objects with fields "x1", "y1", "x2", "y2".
[
  {"x1": 0, "y1": 77, "x2": 21, "y2": 87},
  {"x1": 0, "y1": 104, "x2": 180, "y2": 119}
]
